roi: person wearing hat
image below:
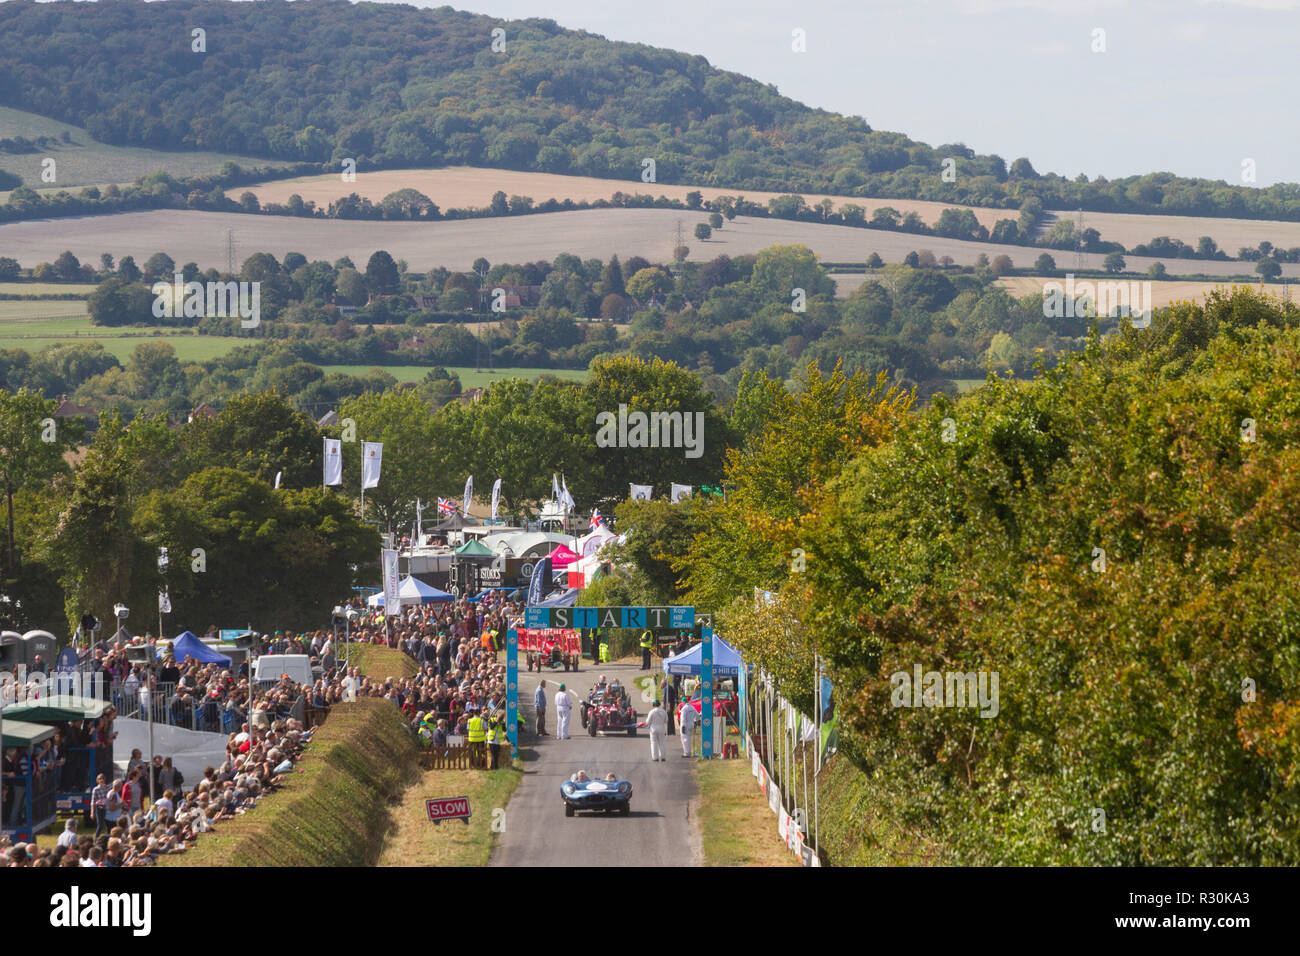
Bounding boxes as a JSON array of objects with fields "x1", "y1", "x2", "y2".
[{"x1": 554, "y1": 683, "x2": 572, "y2": 740}]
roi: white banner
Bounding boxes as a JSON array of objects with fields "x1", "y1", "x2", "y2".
[
  {"x1": 158, "y1": 589, "x2": 171, "y2": 614},
  {"x1": 362, "y1": 441, "x2": 383, "y2": 490},
  {"x1": 382, "y1": 548, "x2": 400, "y2": 617},
  {"x1": 273, "y1": 470, "x2": 282, "y2": 489},
  {"x1": 670, "y1": 483, "x2": 692, "y2": 503},
  {"x1": 463, "y1": 474, "x2": 474, "y2": 515},
  {"x1": 629, "y1": 483, "x2": 653, "y2": 501},
  {"x1": 323, "y1": 438, "x2": 343, "y2": 486},
  {"x1": 491, "y1": 478, "x2": 502, "y2": 520}
]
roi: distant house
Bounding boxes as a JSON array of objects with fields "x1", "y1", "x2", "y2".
[
  {"x1": 477, "y1": 284, "x2": 542, "y2": 310},
  {"x1": 318, "y1": 410, "x2": 339, "y2": 427},
  {"x1": 54, "y1": 398, "x2": 95, "y2": 419},
  {"x1": 187, "y1": 403, "x2": 217, "y2": 424},
  {"x1": 459, "y1": 388, "x2": 484, "y2": 404}
]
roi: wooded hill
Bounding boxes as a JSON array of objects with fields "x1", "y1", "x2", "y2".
[{"x1": 1, "y1": 0, "x2": 1298, "y2": 220}]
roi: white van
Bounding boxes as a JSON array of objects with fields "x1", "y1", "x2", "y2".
[{"x1": 253, "y1": 654, "x2": 314, "y2": 689}]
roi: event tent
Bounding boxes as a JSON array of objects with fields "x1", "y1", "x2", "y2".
[
  {"x1": 662, "y1": 634, "x2": 743, "y2": 678},
  {"x1": 454, "y1": 539, "x2": 495, "y2": 558},
  {"x1": 545, "y1": 544, "x2": 580, "y2": 567},
  {"x1": 1, "y1": 696, "x2": 106, "y2": 723},
  {"x1": 168, "y1": 630, "x2": 233, "y2": 667},
  {"x1": 576, "y1": 526, "x2": 619, "y2": 556},
  {"x1": 367, "y1": 575, "x2": 455, "y2": 606},
  {"x1": 532, "y1": 587, "x2": 580, "y2": 608}
]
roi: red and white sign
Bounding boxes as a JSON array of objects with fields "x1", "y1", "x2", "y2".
[{"x1": 426, "y1": 796, "x2": 471, "y2": 823}]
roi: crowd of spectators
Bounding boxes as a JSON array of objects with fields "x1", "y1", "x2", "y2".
[{"x1": 2, "y1": 715, "x2": 314, "y2": 866}]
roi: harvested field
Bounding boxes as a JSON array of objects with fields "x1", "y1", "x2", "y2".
[
  {"x1": 994, "y1": 276, "x2": 1271, "y2": 309},
  {"x1": 1040, "y1": 208, "x2": 1300, "y2": 256},
  {"x1": 5, "y1": 209, "x2": 1294, "y2": 280},
  {"x1": 244, "y1": 165, "x2": 1012, "y2": 233}
]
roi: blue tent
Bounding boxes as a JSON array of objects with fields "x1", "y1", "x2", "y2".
[
  {"x1": 168, "y1": 630, "x2": 233, "y2": 667},
  {"x1": 662, "y1": 634, "x2": 742, "y2": 678},
  {"x1": 533, "y1": 587, "x2": 579, "y2": 608}
]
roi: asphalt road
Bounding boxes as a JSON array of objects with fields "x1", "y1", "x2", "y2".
[{"x1": 489, "y1": 659, "x2": 702, "y2": 867}]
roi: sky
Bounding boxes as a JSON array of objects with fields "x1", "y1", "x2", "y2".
[{"x1": 381, "y1": 0, "x2": 1299, "y2": 187}]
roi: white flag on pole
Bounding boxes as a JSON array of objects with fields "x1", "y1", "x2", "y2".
[
  {"x1": 382, "y1": 548, "x2": 401, "y2": 617},
  {"x1": 560, "y1": 475, "x2": 575, "y2": 512},
  {"x1": 415, "y1": 499, "x2": 423, "y2": 543},
  {"x1": 323, "y1": 438, "x2": 343, "y2": 486},
  {"x1": 362, "y1": 441, "x2": 383, "y2": 490},
  {"x1": 552, "y1": 473, "x2": 561, "y2": 505},
  {"x1": 274, "y1": 471, "x2": 282, "y2": 489},
  {"x1": 158, "y1": 589, "x2": 171, "y2": 614},
  {"x1": 629, "y1": 483, "x2": 653, "y2": 501},
  {"x1": 463, "y1": 475, "x2": 474, "y2": 516},
  {"x1": 670, "y1": 483, "x2": 692, "y2": 503},
  {"x1": 491, "y1": 478, "x2": 502, "y2": 521}
]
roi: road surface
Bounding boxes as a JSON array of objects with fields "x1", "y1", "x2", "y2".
[{"x1": 489, "y1": 659, "x2": 701, "y2": 867}]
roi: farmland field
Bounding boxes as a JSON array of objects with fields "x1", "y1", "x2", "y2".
[
  {"x1": 0, "y1": 307, "x2": 249, "y2": 361},
  {"x1": 0, "y1": 106, "x2": 290, "y2": 190},
  {"x1": 0, "y1": 282, "x2": 99, "y2": 296},
  {"x1": 3, "y1": 208, "x2": 1293, "y2": 280},
  {"x1": 993, "y1": 276, "x2": 1273, "y2": 309},
  {"x1": 319, "y1": 365, "x2": 589, "y2": 388},
  {"x1": 244, "y1": 166, "x2": 1300, "y2": 257}
]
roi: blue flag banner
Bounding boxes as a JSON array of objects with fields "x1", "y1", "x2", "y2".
[{"x1": 526, "y1": 556, "x2": 552, "y2": 606}]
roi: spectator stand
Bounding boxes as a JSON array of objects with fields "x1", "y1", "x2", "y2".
[
  {"x1": 3, "y1": 695, "x2": 109, "y2": 820},
  {"x1": 2, "y1": 719, "x2": 58, "y2": 843}
]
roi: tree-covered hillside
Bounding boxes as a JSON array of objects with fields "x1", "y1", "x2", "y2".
[{"x1": 1, "y1": 0, "x2": 1298, "y2": 220}]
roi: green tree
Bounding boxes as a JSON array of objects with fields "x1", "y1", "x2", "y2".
[
  {"x1": 337, "y1": 389, "x2": 443, "y2": 531},
  {"x1": 365, "y1": 250, "x2": 400, "y2": 295},
  {"x1": 1103, "y1": 252, "x2": 1126, "y2": 274},
  {"x1": 0, "y1": 389, "x2": 83, "y2": 574},
  {"x1": 181, "y1": 391, "x2": 323, "y2": 488}
]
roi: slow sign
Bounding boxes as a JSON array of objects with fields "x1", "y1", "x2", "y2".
[{"x1": 426, "y1": 796, "x2": 471, "y2": 824}]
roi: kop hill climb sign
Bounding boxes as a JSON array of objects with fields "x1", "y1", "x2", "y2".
[{"x1": 524, "y1": 606, "x2": 695, "y2": 629}]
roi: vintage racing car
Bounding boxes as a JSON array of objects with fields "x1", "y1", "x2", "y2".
[
  {"x1": 522, "y1": 628, "x2": 581, "y2": 672},
  {"x1": 680, "y1": 685, "x2": 739, "y2": 724},
  {"x1": 561, "y1": 772, "x2": 632, "y2": 816},
  {"x1": 579, "y1": 681, "x2": 638, "y2": 736}
]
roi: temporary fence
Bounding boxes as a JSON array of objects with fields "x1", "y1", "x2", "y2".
[
  {"x1": 742, "y1": 669, "x2": 824, "y2": 867},
  {"x1": 419, "y1": 742, "x2": 490, "y2": 770}
]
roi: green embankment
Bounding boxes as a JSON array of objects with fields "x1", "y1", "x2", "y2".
[{"x1": 164, "y1": 699, "x2": 419, "y2": 867}]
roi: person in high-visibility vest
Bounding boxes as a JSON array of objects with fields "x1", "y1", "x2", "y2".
[
  {"x1": 486, "y1": 715, "x2": 504, "y2": 769},
  {"x1": 599, "y1": 640, "x2": 610, "y2": 663},
  {"x1": 466, "y1": 712, "x2": 488, "y2": 768},
  {"x1": 639, "y1": 630, "x2": 654, "y2": 670}
]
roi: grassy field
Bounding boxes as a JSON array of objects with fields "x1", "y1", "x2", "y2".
[
  {"x1": 0, "y1": 316, "x2": 248, "y2": 362},
  {"x1": 320, "y1": 364, "x2": 588, "y2": 388},
  {"x1": 163, "y1": 699, "x2": 420, "y2": 867},
  {"x1": 377, "y1": 763, "x2": 523, "y2": 867},
  {"x1": 0, "y1": 282, "x2": 98, "y2": 296},
  {"x1": 0, "y1": 106, "x2": 290, "y2": 191},
  {"x1": 696, "y1": 756, "x2": 799, "y2": 867},
  {"x1": 346, "y1": 643, "x2": 418, "y2": 680},
  {"x1": 7, "y1": 208, "x2": 1292, "y2": 279}
]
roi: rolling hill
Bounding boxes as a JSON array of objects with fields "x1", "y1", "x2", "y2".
[{"x1": 1, "y1": 0, "x2": 1297, "y2": 223}]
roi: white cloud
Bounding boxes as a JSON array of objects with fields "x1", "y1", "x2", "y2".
[
  {"x1": 1200, "y1": 0, "x2": 1300, "y2": 9},
  {"x1": 955, "y1": 0, "x2": 1128, "y2": 14}
]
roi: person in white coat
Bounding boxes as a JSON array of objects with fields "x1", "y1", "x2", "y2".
[
  {"x1": 679, "y1": 698, "x2": 698, "y2": 757},
  {"x1": 554, "y1": 683, "x2": 572, "y2": 739},
  {"x1": 641, "y1": 699, "x2": 668, "y2": 761}
]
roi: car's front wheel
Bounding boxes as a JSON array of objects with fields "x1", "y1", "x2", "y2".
[
  {"x1": 619, "y1": 804, "x2": 630, "y2": 816},
  {"x1": 565, "y1": 803, "x2": 574, "y2": 817}
]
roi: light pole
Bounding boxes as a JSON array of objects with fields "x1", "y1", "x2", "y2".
[{"x1": 118, "y1": 601, "x2": 152, "y2": 806}]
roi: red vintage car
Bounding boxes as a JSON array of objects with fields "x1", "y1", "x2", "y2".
[
  {"x1": 679, "y1": 686, "x2": 739, "y2": 724},
  {"x1": 580, "y1": 682, "x2": 638, "y2": 736}
]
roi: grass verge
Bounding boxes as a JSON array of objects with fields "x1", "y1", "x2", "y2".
[
  {"x1": 696, "y1": 756, "x2": 799, "y2": 867},
  {"x1": 347, "y1": 643, "x2": 417, "y2": 680},
  {"x1": 377, "y1": 763, "x2": 523, "y2": 867},
  {"x1": 162, "y1": 699, "x2": 419, "y2": 867}
]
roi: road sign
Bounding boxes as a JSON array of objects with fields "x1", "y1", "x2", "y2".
[
  {"x1": 426, "y1": 796, "x2": 471, "y2": 824},
  {"x1": 219, "y1": 629, "x2": 244, "y2": 642},
  {"x1": 524, "y1": 606, "x2": 695, "y2": 630}
]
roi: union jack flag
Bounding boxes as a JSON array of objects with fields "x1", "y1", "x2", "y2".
[
  {"x1": 589, "y1": 509, "x2": 605, "y2": 530},
  {"x1": 437, "y1": 497, "x2": 456, "y2": 515}
]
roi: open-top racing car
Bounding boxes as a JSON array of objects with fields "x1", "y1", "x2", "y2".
[
  {"x1": 561, "y1": 771, "x2": 632, "y2": 816},
  {"x1": 579, "y1": 680, "x2": 638, "y2": 736}
]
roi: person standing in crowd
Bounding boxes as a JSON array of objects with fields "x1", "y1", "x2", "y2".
[
  {"x1": 554, "y1": 683, "x2": 571, "y2": 740},
  {"x1": 665, "y1": 675, "x2": 678, "y2": 736},
  {"x1": 679, "y1": 694, "x2": 698, "y2": 757},
  {"x1": 534, "y1": 679, "x2": 548, "y2": 736},
  {"x1": 487, "y1": 713, "x2": 504, "y2": 769},
  {"x1": 639, "y1": 629, "x2": 653, "y2": 669},
  {"x1": 641, "y1": 699, "x2": 667, "y2": 762},
  {"x1": 466, "y1": 710, "x2": 488, "y2": 767},
  {"x1": 90, "y1": 772, "x2": 111, "y2": 838}
]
